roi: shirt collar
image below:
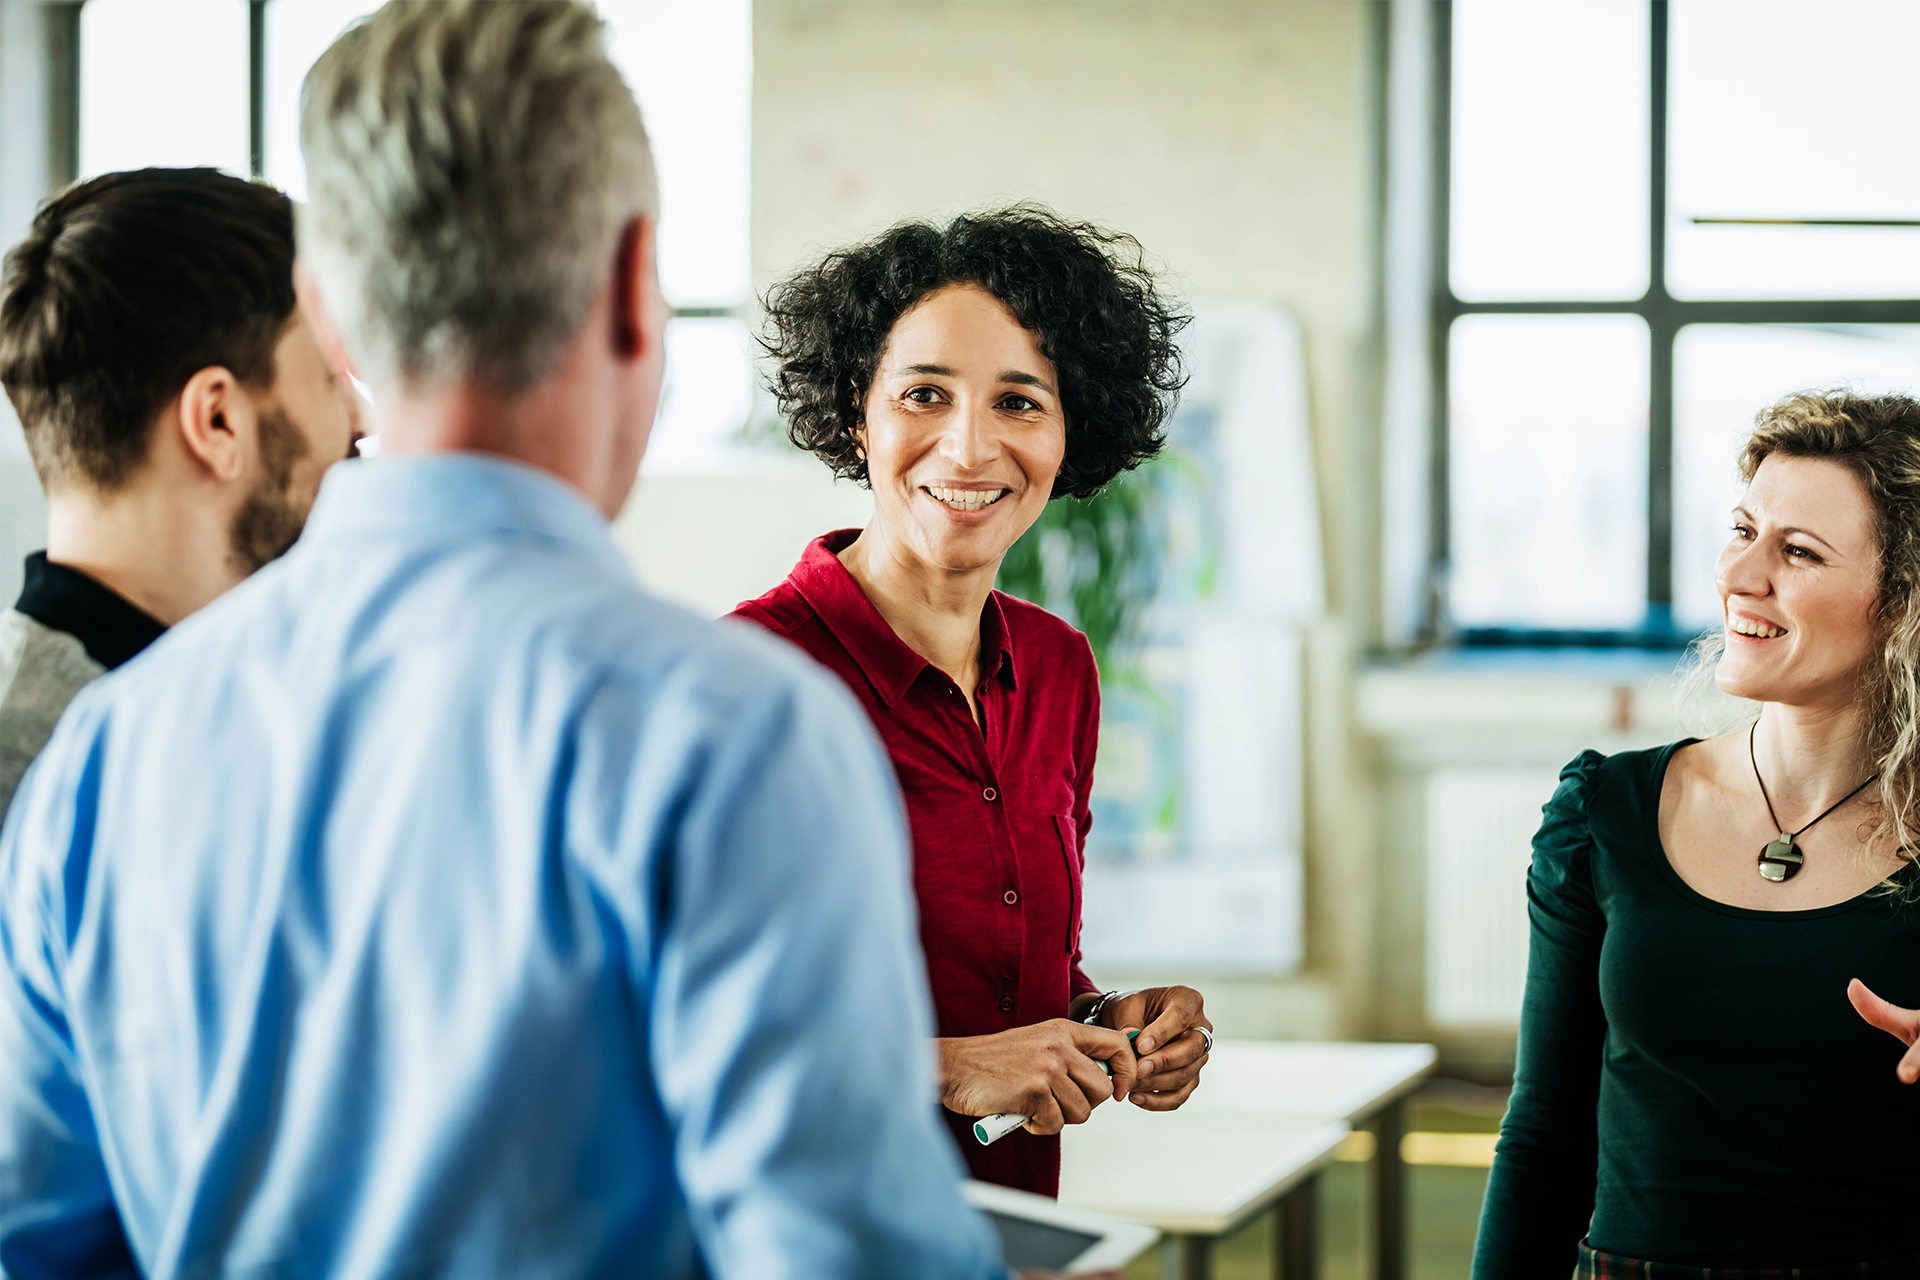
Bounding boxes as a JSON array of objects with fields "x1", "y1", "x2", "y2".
[
  {"x1": 297, "y1": 453, "x2": 630, "y2": 579},
  {"x1": 13, "y1": 552, "x2": 165, "y2": 671},
  {"x1": 13, "y1": 551, "x2": 167, "y2": 671},
  {"x1": 789, "y1": 530, "x2": 1017, "y2": 708}
]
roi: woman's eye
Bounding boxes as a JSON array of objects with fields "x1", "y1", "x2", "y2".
[
  {"x1": 1785, "y1": 543, "x2": 1822, "y2": 564},
  {"x1": 1000, "y1": 394, "x2": 1040, "y2": 412},
  {"x1": 903, "y1": 386, "x2": 940, "y2": 404},
  {"x1": 1731, "y1": 523, "x2": 1754, "y2": 541}
]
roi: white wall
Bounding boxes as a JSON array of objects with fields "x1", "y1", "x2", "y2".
[{"x1": 614, "y1": 462, "x2": 872, "y2": 620}]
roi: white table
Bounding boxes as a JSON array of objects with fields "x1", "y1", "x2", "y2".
[
  {"x1": 1059, "y1": 1103, "x2": 1349, "y2": 1280},
  {"x1": 1176, "y1": 1041, "x2": 1438, "y2": 1280}
]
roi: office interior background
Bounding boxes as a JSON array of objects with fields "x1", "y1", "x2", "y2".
[{"x1": 1, "y1": 1, "x2": 1916, "y2": 1274}]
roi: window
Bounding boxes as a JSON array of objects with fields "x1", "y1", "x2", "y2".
[
  {"x1": 599, "y1": 0, "x2": 756, "y2": 475},
  {"x1": 262, "y1": 0, "x2": 381, "y2": 198},
  {"x1": 79, "y1": 0, "x2": 754, "y2": 469},
  {"x1": 1436, "y1": 0, "x2": 1920, "y2": 645},
  {"x1": 79, "y1": 0, "x2": 249, "y2": 179}
]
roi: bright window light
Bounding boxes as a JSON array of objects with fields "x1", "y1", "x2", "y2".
[
  {"x1": 1448, "y1": 314, "x2": 1650, "y2": 630},
  {"x1": 1668, "y1": 0, "x2": 1920, "y2": 300},
  {"x1": 1449, "y1": 0, "x2": 1648, "y2": 302},
  {"x1": 79, "y1": 0, "x2": 249, "y2": 179},
  {"x1": 263, "y1": 0, "x2": 378, "y2": 200},
  {"x1": 601, "y1": 0, "x2": 752, "y2": 309}
]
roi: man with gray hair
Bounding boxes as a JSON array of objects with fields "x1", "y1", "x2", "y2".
[{"x1": 0, "y1": 4, "x2": 1007, "y2": 1276}]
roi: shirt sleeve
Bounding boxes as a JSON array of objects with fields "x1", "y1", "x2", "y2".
[
  {"x1": 0, "y1": 726, "x2": 140, "y2": 1279},
  {"x1": 1068, "y1": 637, "x2": 1101, "y2": 1000},
  {"x1": 570, "y1": 652, "x2": 1005, "y2": 1280},
  {"x1": 1470, "y1": 750, "x2": 1609, "y2": 1279}
]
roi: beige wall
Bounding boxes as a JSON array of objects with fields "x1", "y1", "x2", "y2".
[
  {"x1": 752, "y1": 0, "x2": 1384, "y2": 1037},
  {"x1": 754, "y1": 2, "x2": 1375, "y2": 594}
]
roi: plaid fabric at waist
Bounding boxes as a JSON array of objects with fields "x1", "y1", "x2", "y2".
[{"x1": 1577, "y1": 1242, "x2": 1920, "y2": 1280}]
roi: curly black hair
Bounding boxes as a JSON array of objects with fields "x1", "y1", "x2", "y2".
[{"x1": 760, "y1": 204, "x2": 1188, "y2": 500}]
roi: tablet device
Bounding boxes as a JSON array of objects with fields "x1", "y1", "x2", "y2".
[{"x1": 964, "y1": 1180, "x2": 1160, "y2": 1272}]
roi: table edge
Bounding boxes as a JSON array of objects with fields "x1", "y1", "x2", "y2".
[{"x1": 1065, "y1": 1120, "x2": 1351, "y2": 1237}]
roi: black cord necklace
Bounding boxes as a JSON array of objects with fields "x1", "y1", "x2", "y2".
[{"x1": 1749, "y1": 720, "x2": 1878, "y2": 882}]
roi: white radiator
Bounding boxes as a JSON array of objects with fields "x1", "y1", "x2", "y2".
[{"x1": 1425, "y1": 768, "x2": 1562, "y2": 1027}]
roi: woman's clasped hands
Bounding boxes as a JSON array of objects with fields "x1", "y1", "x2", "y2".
[
  {"x1": 938, "y1": 1021, "x2": 1139, "y2": 1136},
  {"x1": 1093, "y1": 985, "x2": 1213, "y2": 1111},
  {"x1": 936, "y1": 986, "x2": 1213, "y2": 1136}
]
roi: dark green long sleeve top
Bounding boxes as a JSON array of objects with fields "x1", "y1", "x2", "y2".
[{"x1": 1473, "y1": 743, "x2": 1920, "y2": 1275}]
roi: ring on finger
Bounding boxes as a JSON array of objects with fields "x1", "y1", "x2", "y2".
[{"x1": 1195, "y1": 1026, "x2": 1215, "y2": 1056}]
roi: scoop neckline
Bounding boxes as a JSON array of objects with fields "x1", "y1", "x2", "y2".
[{"x1": 1646, "y1": 737, "x2": 1912, "y2": 921}]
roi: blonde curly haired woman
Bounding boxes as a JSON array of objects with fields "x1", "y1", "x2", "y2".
[{"x1": 1473, "y1": 392, "x2": 1920, "y2": 1278}]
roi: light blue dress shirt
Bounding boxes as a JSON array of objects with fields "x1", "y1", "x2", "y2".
[{"x1": 0, "y1": 455, "x2": 1004, "y2": 1280}]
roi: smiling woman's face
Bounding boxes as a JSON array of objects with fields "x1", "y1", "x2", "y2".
[
  {"x1": 1715, "y1": 453, "x2": 1884, "y2": 707},
  {"x1": 857, "y1": 284, "x2": 1066, "y2": 575}
]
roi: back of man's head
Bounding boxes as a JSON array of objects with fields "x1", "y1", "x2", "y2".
[
  {"x1": 0, "y1": 169, "x2": 297, "y2": 491},
  {"x1": 300, "y1": 0, "x2": 658, "y2": 393}
]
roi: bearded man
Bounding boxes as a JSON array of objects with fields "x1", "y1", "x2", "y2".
[{"x1": 0, "y1": 167, "x2": 363, "y2": 815}]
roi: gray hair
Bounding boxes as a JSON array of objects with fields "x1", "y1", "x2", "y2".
[{"x1": 299, "y1": 0, "x2": 657, "y2": 390}]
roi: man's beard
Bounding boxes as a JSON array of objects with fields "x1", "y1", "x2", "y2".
[{"x1": 229, "y1": 403, "x2": 312, "y2": 573}]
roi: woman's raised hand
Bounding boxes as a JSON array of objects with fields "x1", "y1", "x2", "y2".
[
  {"x1": 1848, "y1": 978, "x2": 1920, "y2": 1083},
  {"x1": 1095, "y1": 986, "x2": 1213, "y2": 1111},
  {"x1": 937, "y1": 1021, "x2": 1139, "y2": 1135}
]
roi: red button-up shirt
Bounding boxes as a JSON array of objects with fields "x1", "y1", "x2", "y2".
[{"x1": 732, "y1": 531, "x2": 1102, "y2": 1196}]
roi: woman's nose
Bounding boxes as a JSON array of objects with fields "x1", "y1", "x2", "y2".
[
  {"x1": 1715, "y1": 539, "x2": 1769, "y2": 600},
  {"x1": 940, "y1": 400, "x2": 996, "y2": 470}
]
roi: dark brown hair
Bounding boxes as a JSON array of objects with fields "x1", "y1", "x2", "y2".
[
  {"x1": 0, "y1": 168, "x2": 297, "y2": 489},
  {"x1": 760, "y1": 204, "x2": 1187, "y2": 500}
]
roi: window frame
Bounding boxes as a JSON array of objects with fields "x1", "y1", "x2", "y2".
[
  {"x1": 229, "y1": 1, "x2": 744, "y2": 325},
  {"x1": 1428, "y1": 0, "x2": 1920, "y2": 648}
]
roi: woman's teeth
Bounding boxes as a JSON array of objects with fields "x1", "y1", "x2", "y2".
[
  {"x1": 1730, "y1": 617, "x2": 1787, "y2": 639},
  {"x1": 927, "y1": 486, "x2": 1007, "y2": 512}
]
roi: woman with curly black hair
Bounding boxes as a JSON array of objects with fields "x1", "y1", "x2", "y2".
[{"x1": 731, "y1": 205, "x2": 1213, "y2": 1197}]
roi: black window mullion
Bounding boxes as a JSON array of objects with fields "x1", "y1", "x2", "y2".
[
  {"x1": 1645, "y1": 0, "x2": 1674, "y2": 619},
  {"x1": 249, "y1": 0, "x2": 267, "y2": 178},
  {"x1": 45, "y1": 2, "x2": 82, "y2": 193},
  {"x1": 1425, "y1": 0, "x2": 1455, "y2": 645}
]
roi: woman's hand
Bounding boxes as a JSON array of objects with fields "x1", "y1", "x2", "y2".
[
  {"x1": 1091, "y1": 986, "x2": 1212, "y2": 1111},
  {"x1": 938, "y1": 1020, "x2": 1139, "y2": 1135},
  {"x1": 1849, "y1": 978, "x2": 1920, "y2": 1083}
]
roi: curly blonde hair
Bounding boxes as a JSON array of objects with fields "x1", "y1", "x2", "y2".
[{"x1": 1691, "y1": 390, "x2": 1920, "y2": 855}]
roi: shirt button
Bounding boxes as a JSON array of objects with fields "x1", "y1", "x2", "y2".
[
  {"x1": 1003, "y1": 889, "x2": 1018, "y2": 905},
  {"x1": 999, "y1": 996, "x2": 1015, "y2": 1013},
  {"x1": 983, "y1": 786, "x2": 998, "y2": 802}
]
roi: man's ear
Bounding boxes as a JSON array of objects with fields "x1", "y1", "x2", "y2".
[
  {"x1": 173, "y1": 365, "x2": 251, "y2": 484},
  {"x1": 611, "y1": 215, "x2": 663, "y2": 361},
  {"x1": 294, "y1": 263, "x2": 360, "y2": 384}
]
